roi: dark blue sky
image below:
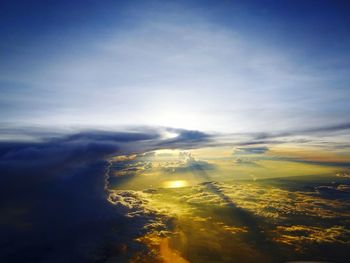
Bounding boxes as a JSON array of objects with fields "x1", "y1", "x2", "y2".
[{"x1": 2, "y1": 0, "x2": 349, "y2": 54}]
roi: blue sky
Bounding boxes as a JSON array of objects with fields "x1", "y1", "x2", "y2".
[{"x1": 1, "y1": 0, "x2": 350, "y2": 133}]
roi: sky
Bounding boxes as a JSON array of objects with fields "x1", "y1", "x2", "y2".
[{"x1": 1, "y1": 0, "x2": 350, "y2": 133}]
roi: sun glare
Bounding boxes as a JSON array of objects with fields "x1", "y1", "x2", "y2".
[
  {"x1": 163, "y1": 180, "x2": 189, "y2": 189},
  {"x1": 162, "y1": 131, "x2": 179, "y2": 139}
]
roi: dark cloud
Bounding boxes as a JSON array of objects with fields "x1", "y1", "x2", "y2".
[
  {"x1": 314, "y1": 183, "x2": 350, "y2": 199},
  {"x1": 285, "y1": 158, "x2": 350, "y2": 168},
  {"x1": 304, "y1": 122, "x2": 350, "y2": 134},
  {"x1": 256, "y1": 122, "x2": 350, "y2": 139},
  {"x1": 162, "y1": 159, "x2": 216, "y2": 174},
  {"x1": 230, "y1": 122, "x2": 350, "y2": 147},
  {"x1": 158, "y1": 128, "x2": 211, "y2": 148},
  {"x1": 261, "y1": 155, "x2": 350, "y2": 168},
  {"x1": 0, "y1": 127, "x2": 211, "y2": 262},
  {"x1": 235, "y1": 139, "x2": 309, "y2": 146},
  {"x1": 62, "y1": 130, "x2": 160, "y2": 143},
  {"x1": 234, "y1": 158, "x2": 262, "y2": 167},
  {"x1": 234, "y1": 146, "x2": 269, "y2": 155}
]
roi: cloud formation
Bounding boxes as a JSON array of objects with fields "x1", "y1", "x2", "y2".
[{"x1": 0, "y1": 127, "x2": 211, "y2": 262}]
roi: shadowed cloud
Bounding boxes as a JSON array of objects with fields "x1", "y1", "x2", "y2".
[{"x1": 0, "y1": 127, "x2": 211, "y2": 262}]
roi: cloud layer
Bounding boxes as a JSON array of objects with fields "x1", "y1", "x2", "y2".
[{"x1": 0, "y1": 127, "x2": 210, "y2": 262}]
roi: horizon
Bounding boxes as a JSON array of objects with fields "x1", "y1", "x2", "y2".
[{"x1": 1, "y1": 1, "x2": 350, "y2": 262}]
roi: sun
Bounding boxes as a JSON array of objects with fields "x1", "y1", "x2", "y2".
[{"x1": 163, "y1": 180, "x2": 189, "y2": 189}]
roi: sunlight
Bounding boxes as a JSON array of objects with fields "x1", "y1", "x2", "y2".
[
  {"x1": 163, "y1": 180, "x2": 189, "y2": 189},
  {"x1": 162, "y1": 130, "x2": 179, "y2": 139}
]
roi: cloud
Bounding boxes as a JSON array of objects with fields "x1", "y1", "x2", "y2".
[
  {"x1": 234, "y1": 146, "x2": 269, "y2": 155},
  {"x1": 232, "y1": 122, "x2": 350, "y2": 147},
  {"x1": 285, "y1": 159, "x2": 350, "y2": 168},
  {"x1": 336, "y1": 170, "x2": 350, "y2": 178},
  {"x1": 0, "y1": 127, "x2": 211, "y2": 262},
  {"x1": 315, "y1": 183, "x2": 350, "y2": 198},
  {"x1": 179, "y1": 180, "x2": 350, "y2": 221},
  {"x1": 233, "y1": 158, "x2": 262, "y2": 167},
  {"x1": 156, "y1": 151, "x2": 216, "y2": 175},
  {"x1": 1, "y1": 126, "x2": 349, "y2": 261},
  {"x1": 273, "y1": 225, "x2": 350, "y2": 247},
  {"x1": 157, "y1": 129, "x2": 211, "y2": 148}
]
